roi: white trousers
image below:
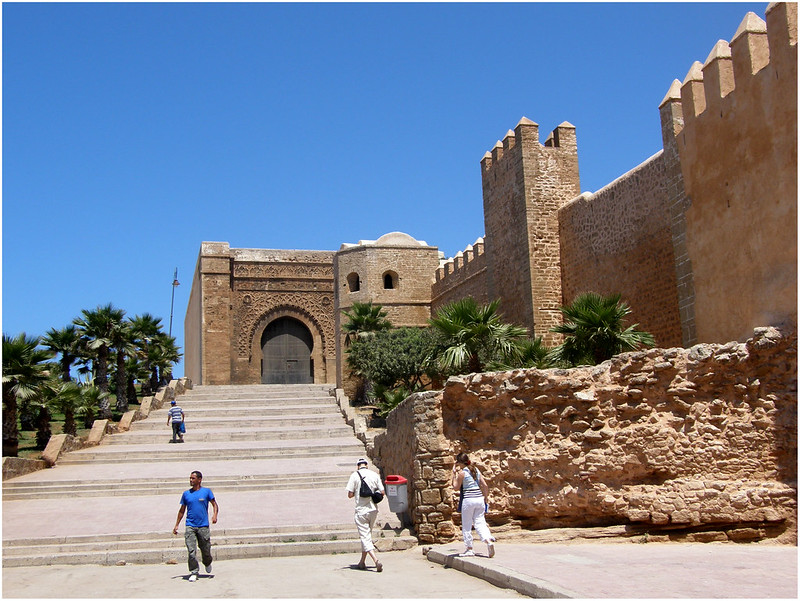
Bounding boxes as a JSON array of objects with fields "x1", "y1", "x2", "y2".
[
  {"x1": 354, "y1": 507, "x2": 378, "y2": 552},
  {"x1": 460, "y1": 497, "x2": 492, "y2": 549}
]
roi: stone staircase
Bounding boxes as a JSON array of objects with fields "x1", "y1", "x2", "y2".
[{"x1": 2, "y1": 384, "x2": 414, "y2": 567}]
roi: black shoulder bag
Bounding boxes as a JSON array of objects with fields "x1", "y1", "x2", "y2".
[{"x1": 358, "y1": 472, "x2": 384, "y2": 503}]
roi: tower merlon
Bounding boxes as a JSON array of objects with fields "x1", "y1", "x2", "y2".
[
  {"x1": 659, "y1": 79, "x2": 685, "y2": 142},
  {"x1": 491, "y1": 140, "x2": 504, "y2": 163},
  {"x1": 659, "y1": 79, "x2": 683, "y2": 108},
  {"x1": 480, "y1": 151, "x2": 493, "y2": 172},
  {"x1": 514, "y1": 116, "x2": 539, "y2": 145},
  {"x1": 702, "y1": 40, "x2": 735, "y2": 104},
  {"x1": 502, "y1": 129, "x2": 516, "y2": 152},
  {"x1": 731, "y1": 12, "x2": 770, "y2": 81},
  {"x1": 681, "y1": 61, "x2": 706, "y2": 118},
  {"x1": 545, "y1": 121, "x2": 577, "y2": 149},
  {"x1": 765, "y1": 2, "x2": 797, "y2": 70}
]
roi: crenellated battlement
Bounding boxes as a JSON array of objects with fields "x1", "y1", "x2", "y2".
[
  {"x1": 658, "y1": 1, "x2": 797, "y2": 344},
  {"x1": 435, "y1": 237, "x2": 486, "y2": 283},
  {"x1": 659, "y1": 2, "x2": 797, "y2": 125},
  {"x1": 480, "y1": 118, "x2": 577, "y2": 176}
]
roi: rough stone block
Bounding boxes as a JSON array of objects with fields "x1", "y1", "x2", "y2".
[
  {"x1": 86, "y1": 419, "x2": 110, "y2": 446},
  {"x1": 138, "y1": 396, "x2": 154, "y2": 418},
  {"x1": 118, "y1": 411, "x2": 137, "y2": 432}
]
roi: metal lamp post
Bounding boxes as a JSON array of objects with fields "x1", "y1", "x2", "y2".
[{"x1": 169, "y1": 268, "x2": 180, "y2": 337}]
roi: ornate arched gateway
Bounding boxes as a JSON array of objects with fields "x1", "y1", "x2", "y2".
[
  {"x1": 243, "y1": 303, "x2": 333, "y2": 385},
  {"x1": 261, "y1": 317, "x2": 313, "y2": 384}
]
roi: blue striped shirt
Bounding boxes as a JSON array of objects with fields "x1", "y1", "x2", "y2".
[
  {"x1": 461, "y1": 468, "x2": 483, "y2": 499},
  {"x1": 168, "y1": 406, "x2": 183, "y2": 423}
]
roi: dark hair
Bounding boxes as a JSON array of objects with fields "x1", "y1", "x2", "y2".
[
  {"x1": 191, "y1": 470, "x2": 203, "y2": 480},
  {"x1": 455, "y1": 453, "x2": 481, "y2": 479}
]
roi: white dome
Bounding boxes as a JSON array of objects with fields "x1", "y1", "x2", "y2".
[{"x1": 374, "y1": 232, "x2": 426, "y2": 247}]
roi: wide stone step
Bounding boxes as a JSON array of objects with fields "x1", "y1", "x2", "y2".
[
  {"x1": 191, "y1": 384, "x2": 334, "y2": 393},
  {"x1": 183, "y1": 387, "x2": 334, "y2": 401},
  {"x1": 2, "y1": 527, "x2": 358, "y2": 556},
  {"x1": 2, "y1": 473, "x2": 348, "y2": 500},
  {"x1": 57, "y1": 440, "x2": 364, "y2": 464},
  {"x1": 104, "y1": 425, "x2": 354, "y2": 444},
  {"x1": 131, "y1": 410, "x2": 341, "y2": 429},
  {"x1": 2, "y1": 524, "x2": 415, "y2": 567},
  {"x1": 165, "y1": 397, "x2": 336, "y2": 408}
]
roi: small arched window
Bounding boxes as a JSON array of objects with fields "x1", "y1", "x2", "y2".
[
  {"x1": 383, "y1": 271, "x2": 398, "y2": 290},
  {"x1": 347, "y1": 272, "x2": 360, "y2": 293}
]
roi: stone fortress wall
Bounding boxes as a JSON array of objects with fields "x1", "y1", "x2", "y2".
[
  {"x1": 186, "y1": 3, "x2": 796, "y2": 387},
  {"x1": 434, "y1": 3, "x2": 796, "y2": 350},
  {"x1": 558, "y1": 152, "x2": 685, "y2": 349},
  {"x1": 678, "y1": 2, "x2": 797, "y2": 344},
  {"x1": 372, "y1": 3, "x2": 798, "y2": 543}
]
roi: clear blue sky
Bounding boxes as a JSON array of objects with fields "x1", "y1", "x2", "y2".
[{"x1": 3, "y1": 2, "x2": 768, "y2": 377}]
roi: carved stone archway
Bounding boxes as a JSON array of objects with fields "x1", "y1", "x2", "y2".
[{"x1": 245, "y1": 306, "x2": 328, "y2": 384}]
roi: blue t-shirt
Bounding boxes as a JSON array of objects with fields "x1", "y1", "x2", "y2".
[{"x1": 180, "y1": 487, "x2": 215, "y2": 528}]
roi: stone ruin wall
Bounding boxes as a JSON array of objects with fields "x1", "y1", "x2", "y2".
[
  {"x1": 373, "y1": 326, "x2": 797, "y2": 544},
  {"x1": 373, "y1": 391, "x2": 457, "y2": 544},
  {"x1": 676, "y1": 2, "x2": 797, "y2": 344},
  {"x1": 558, "y1": 152, "x2": 684, "y2": 348}
]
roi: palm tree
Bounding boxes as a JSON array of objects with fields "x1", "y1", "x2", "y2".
[
  {"x1": 43, "y1": 378, "x2": 82, "y2": 437},
  {"x1": 429, "y1": 297, "x2": 528, "y2": 374},
  {"x1": 74, "y1": 304, "x2": 126, "y2": 418},
  {"x1": 75, "y1": 384, "x2": 109, "y2": 429},
  {"x1": 41, "y1": 325, "x2": 82, "y2": 383},
  {"x1": 2, "y1": 333, "x2": 53, "y2": 456},
  {"x1": 125, "y1": 355, "x2": 148, "y2": 406},
  {"x1": 550, "y1": 292, "x2": 656, "y2": 366},
  {"x1": 148, "y1": 333, "x2": 181, "y2": 388},
  {"x1": 109, "y1": 320, "x2": 135, "y2": 412},
  {"x1": 487, "y1": 336, "x2": 553, "y2": 371},
  {"x1": 342, "y1": 301, "x2": 393, "y2": 345},
  {"x1": 129, "y1": 313, "x2": 162, "y2": 396}
]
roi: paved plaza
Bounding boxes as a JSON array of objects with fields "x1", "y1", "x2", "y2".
[{"x1": 3, "y1": 384, "x2": 797, "y2": 598}]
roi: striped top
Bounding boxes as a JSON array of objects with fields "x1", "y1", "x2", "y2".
[
  {"x1": 168, "y1": 406, "x2": 183, "y2": 423},
  {"x1": 461, "y1": 468, "x2": 483, "y2": 499}
]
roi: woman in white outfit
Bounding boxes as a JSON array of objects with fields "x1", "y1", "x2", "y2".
[
  {"x1": 346, "y1": 458, "x2": 386, "y2": 572},
  {"x1": 452, "y1": 452, "x2": 495, "y2": 557}
]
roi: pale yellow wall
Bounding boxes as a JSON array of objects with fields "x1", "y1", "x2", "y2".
[{"x1": 679, "y1": 3, "x2": 797, "y2": 342}]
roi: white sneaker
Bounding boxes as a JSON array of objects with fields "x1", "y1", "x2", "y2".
[
  {"x1": 205, "y1": 563, "x2": 212, "y2": 574},
  {"x1": 459, "y1": 549, "x2": 475, "y2": 557},
  {"x1": 188, "y1": 574, "x2": 198, "y2": 582},
  {"x1": 487, "y1": 542, "x2": 495, "y2": 558}
]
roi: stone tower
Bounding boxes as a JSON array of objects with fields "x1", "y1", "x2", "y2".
[
  {"x1": 333, "y1": 232, "x2": 441, "y2": 390},
  {"x1": 480, "y1": 118, "x2": 580, "y2": 345}
]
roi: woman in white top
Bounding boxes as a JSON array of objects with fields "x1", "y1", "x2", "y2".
[{"x1": 452, "y1": 452, "x2": 495, "y2": 557}]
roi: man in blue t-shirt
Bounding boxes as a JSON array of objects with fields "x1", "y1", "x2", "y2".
[{"x1": 172, "y1": 471, "x2": 219, "y2": 581}]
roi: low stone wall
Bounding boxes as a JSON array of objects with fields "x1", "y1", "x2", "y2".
[
  {"x1": 373, "y1": 391, "x2": 455, "y2": 544},
  {"x1": 2, "y1": 456, "x2": 48, "y2": 480},
  {"x1": 371, "y1": 327, "x2": 797, "y2": 544},
  {"x1": 441, "y1": 326, "x2": 797, "y2": 543}
]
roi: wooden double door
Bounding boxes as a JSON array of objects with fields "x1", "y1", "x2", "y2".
[{"x1": 261, "y1": 317, "x2": 313, "y2": 384}]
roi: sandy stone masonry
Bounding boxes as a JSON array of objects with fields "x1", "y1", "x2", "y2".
[
  {"x1": 442, "y1": 325, "x2": 797, "y2": 543},
  {"x1": 374, "y1": 326, "x2": 797, "y2": 544}
]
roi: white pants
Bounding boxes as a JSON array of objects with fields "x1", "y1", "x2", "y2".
[
  {"x1": 354, "y1": 507, "x2": 378, "y2": 552},
  {"x1": 460, "y1": 497, "x2": 492, "y2": 549}
]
